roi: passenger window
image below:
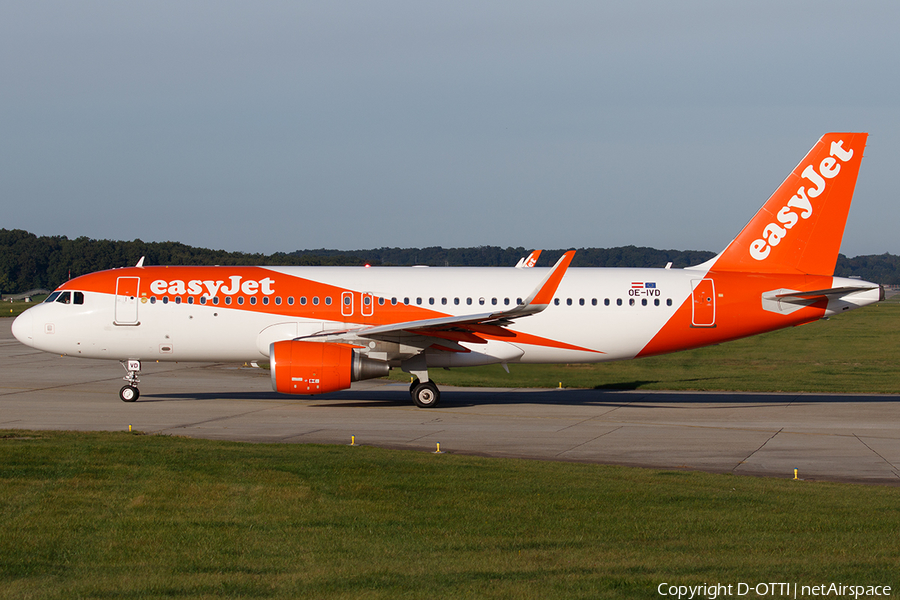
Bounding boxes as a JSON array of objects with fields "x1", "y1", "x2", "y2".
[
  {"x1": 579, "y1": 298, "x2": 585, "y2": 306},
  {"x1": 300, "y1": 297, "x2": 307, "y2": 305},
  {"x1": 200, "y1": 297, "x2": 207, "y2": 305},
  {"x1": 554, "y1": 298, "x2": 560, "y2": 306},
  {"x1": 263, "y1": 297, "x2": 269, "y2": 305},
  {"x1": 629, "y1": 298, "x2": 635, "y2": 306},
  {"x1": 591, "y1": 298, "x2": 597, "y2": 306},
  {"x1": 641, "y1": 298, "x2": 647, "y2": 306},
  {"x1": 325, "y1": 297, "x2": 332, "y2": 306},
  {"x1": 213, "y1": 297, "x2": 219, "y2": 305},
  {"x1": 288, "y1": 297, "x2": 294, "y2": 305},
  {"x1": 312, "y1": 297, "x2": 319, "y2": 306},
  {"x1": 275, "y1": 297, "x2": 282, "y2": 305},
  {"x1": 491, "y1": 298, "x2": 498, "y2": 305},
  {"x1": 654, "y1": 298, "x2": 660, "y2": 306},
  {"x1": 175, "y1": 297, "x2": 182, "y2": 304},
  {"x1": 150, "y1": 297, "x2": 156, "y2": 304},
  {"x1": 454, "y1": 298, "x2": 460, "y2": 305},
  {"x1": 416, "y1": 298, "x2": 422, "y2": 305},
  {"x1": 239, "y1": 297, "x2": 245, "y2": 305},
  {"x1": 250, "y1": 297, "x2": 257, "y2": 305},
  {"x1": 479, "y1": 298, "x2": 485, "y2": 305},
  {"x1": 616, "y1": 298, "x2": 622, "y2": 306},
  {"x1": 429, "y1": 298, "x2": 434, "y2": 305},
  {"x1": 188, "y1": 297, "x2": 195, "y2": 305},
  {"x1": 163, "y1": 297, "x2": 169, "y2": 305},
  {"x1": 566, "y1": 298, "x2": 572, "y2": 306},
  {"x1": 667, "y1": 299, "x2": 673, "y2": 306},
  {"x1": 467, "y1": 298, "x2": 472, "y2": 305},
  {"x1": 504, "y1": 298, "x2": 510, "y2": 305}
]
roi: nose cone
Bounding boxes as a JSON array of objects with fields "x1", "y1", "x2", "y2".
[{"x1": 11, "y1": 309, "x2": 34, "y2": 347}]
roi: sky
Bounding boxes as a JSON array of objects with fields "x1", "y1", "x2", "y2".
[{"x1": 2, "y1": 1, "x2": 899, "y2": 257}]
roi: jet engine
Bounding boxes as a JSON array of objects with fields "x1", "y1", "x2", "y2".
[{"x1": 269, "y1": 340, "x2": 389, "y2": 395}]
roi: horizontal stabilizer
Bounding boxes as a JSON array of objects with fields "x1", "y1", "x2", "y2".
[
  {"x1": 762, "y1": 284, "x2": 883, "y2": 315},
  {"x1": 772, "y1": 286, "x2": 880, "y2": 301}
]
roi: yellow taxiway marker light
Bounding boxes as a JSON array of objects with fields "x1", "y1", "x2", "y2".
[
  {"x1": 793, "y1": 468, "x2": 799, "y2": 480},
  {"x1": 350, "y1": 435, "x2": 356, "y2": 446},
  {"x1": 434, "y1": 442, "x2": 443, "y2": 454},
  {"x1": 558, "y1": 382, "x2": 563, "y2": 389},
  {"x1": 128, "y1": 424, "x2": 132, "y2": 432}
]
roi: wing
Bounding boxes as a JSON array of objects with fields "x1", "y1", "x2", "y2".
[{"x1": 300, "y1": 251, "x2": 576, "y2": 355}]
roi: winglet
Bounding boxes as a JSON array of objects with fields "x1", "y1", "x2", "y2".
[
  {"x1": 524, "y1": 250, "x2": 575, "y2": 307},
  {"x1": 515, "y1": 250, "x2": 542, "y2": 269}
]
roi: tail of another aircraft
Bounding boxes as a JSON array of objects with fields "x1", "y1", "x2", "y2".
[{"x1": 706, "y1": 132, "x2": 868, "y2": 276}]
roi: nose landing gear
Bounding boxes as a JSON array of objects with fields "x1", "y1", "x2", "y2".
[{"x1": 119, "y1": 359, "x2": 141, "y2": 402}]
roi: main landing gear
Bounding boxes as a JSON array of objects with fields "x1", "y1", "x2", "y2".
[
  {"x1": 410, "y1": 378, "x2": 440, "y2": 408},
  {"x1": 119, "y1": 359, "x2": 141, "y2": 402}
]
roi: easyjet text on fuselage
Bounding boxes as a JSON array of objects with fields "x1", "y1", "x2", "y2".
[{"x1": 149, "y1": 276, "x2": 275, "y2": 298}]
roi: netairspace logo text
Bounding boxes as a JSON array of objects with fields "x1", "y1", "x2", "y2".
[{"x1": 657, "y1": 582, "x2": 892, "y2": 599}]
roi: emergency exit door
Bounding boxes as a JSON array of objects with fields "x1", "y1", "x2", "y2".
[{"x1": 691, "y1": 279, "x2": 716, "y2": 327}]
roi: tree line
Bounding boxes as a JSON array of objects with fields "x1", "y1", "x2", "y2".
[{"x1": 1, "y1": 228, "x2": 898, "y2": 294}]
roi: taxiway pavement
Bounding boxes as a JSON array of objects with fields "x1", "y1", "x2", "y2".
[{"x1": 2, "y1": 319, "x2": 898, "y2": 485}]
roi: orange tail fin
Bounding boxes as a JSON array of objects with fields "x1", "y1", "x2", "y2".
[{"x1": 709, "y1": 132, "x2": 868, "y2": 276}]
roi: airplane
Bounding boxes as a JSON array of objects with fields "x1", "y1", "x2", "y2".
[{"x1": 11, "y1": 133, "x2": 883, "y2": 408}]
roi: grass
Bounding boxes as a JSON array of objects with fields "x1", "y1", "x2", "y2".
[
  {"x1": 1, "y1": 296, "x2": 47, "y2": 318},
  {"x1": 388, "y1": 295, "x2": 900, "y2": 394},
  {"x1": 1, "y1": 431, "x2": 898, "y2": 599}
]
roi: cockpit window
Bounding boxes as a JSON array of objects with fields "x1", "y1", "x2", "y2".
[{"x1": 44, "y1": 291, "x2": 84, "y2": 305}]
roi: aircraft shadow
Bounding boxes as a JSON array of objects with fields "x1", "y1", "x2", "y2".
[{"x1": 139, "y1": 387, "x2": 900, "y2": 408}]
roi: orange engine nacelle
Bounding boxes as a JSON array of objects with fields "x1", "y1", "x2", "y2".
[{"x1": 270, "y1": 340, "x2": 390, "y2": 395}]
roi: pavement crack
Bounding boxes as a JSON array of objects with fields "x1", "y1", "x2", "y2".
[
  {"x1": 732, "y1": 427, "x2": 783, "y2": 473},
  {"x1": 853, "y1": 434, "x2": 900, "y2": 479},
  {"x1": 277, "y1": 429, "x2": 326, "y2": 442},
  {"x1": 158, "y1": 405, "x2": 288, "y2": 432},
  {"x1": 556, "y1": 426, "x2": 623, "y2": 457},
  {"x1": 408, "y1": 430, "x2": 445, "y2": 443}
]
